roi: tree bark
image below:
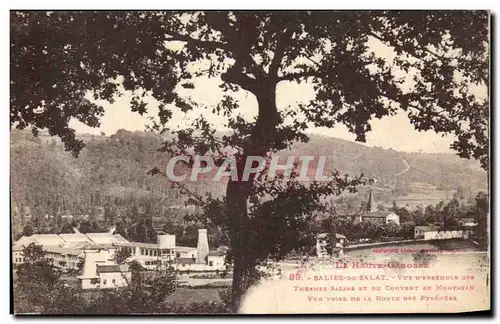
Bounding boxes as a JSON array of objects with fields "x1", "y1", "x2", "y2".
[
  {"x1": 226, "y1": 179, "x2": 252, "y2": 312},
  {"x1": 227, "y1": 86, "x2": 279, "y2": 312}
]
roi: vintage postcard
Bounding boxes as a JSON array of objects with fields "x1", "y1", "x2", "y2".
[{"x1": 10, "y1": 10, "x2": 490, "y2": 314}]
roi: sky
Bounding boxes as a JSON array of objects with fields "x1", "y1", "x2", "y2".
[
  {"x1": 69, "y1": 35, "x2": 486, "y2": 155},
  {"x1": 69, "y1": 83, "x2": 455, "y2": 154}
]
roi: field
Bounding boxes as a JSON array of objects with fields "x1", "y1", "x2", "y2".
[
  {"x1": 392, "y1": 190, "x2": 452, "y2": 209},
  {"x1": 165, "y1": 287, "x2": 225, "y2": 303}
]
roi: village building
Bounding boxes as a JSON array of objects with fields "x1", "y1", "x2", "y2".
[
  {"x1": 95, "y1": 265, "x2": 131, "y2": 289},
  {"x1": 457, "y1": 218, "x2": 478, "y2": 227},
  {"x1": 316, "y1": 233, "x2": 347, "y2": 259},
  {"x1": 207, "y1": 250, "x2": 226, "y2": 268},
  {"x1": 12, "y1": 227, "x2": 128, "y2": 270},
  {"x1": 117, "y1": 228, "x2": 226, "y2": 272},
  {"x1": 173, "y1": 246, "x2": 198, "y2": 259},
  {"x1": 41, "y1": 246, "x2": 83, "y2": 270},
  {"x1": 77, "y1": 250, "x2": 131, "y2": 290},
  {"x1": 361, "y1": 210, "x2": 400, "y2": 225},
  {"x1": 115, "y1": 232, "x2": 176, "y2": 269},
  {"x1": 351, "y1": 189, "x2": 400, "y2": 225},
  {"x1": 414, "y1": 225, "x2": 473, "y2": 240},
  {"x1": 13, "y1": 224, "x2": 227, "y2": 290},
  {"x1": 13, "y1": 245, "x2": 26, "y2": 265}
]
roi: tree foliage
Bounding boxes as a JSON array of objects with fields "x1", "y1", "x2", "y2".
[
  {"x1": 474, "y1": 191, "x2": 489, "y2": 246},
  {"x1": 13, "y1": 246, "x2": 209, "y2": 314},
  {"x1": 13, "y1": 243, "x2": 86, "y2": 314},
  {"x1": 11, "y1": 11, "x2": 489, "y2": 166},
  {"x1": 84, "y1": 261, "x2": 177, "y2": 314}
]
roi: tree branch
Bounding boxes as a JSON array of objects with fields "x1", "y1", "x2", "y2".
[
  {"x1": 197, "y1": 13, "x2": 268, "y2": 84},
  {"x1": 306, "y1": 57, "x2": 321, "y2": 68},
  {"x1": 368, "y1": 31, "x2": 444, "y2": 63},
  {"x1": 378, "y1": 91, "x2": 456, "y2": 121},
  {"x1": 221, "y1": 62, "x2": 259, "y2": 92},
  {"x1": 269, "y1": 28, "x2": 294, "y2": 78},
  {"x1": 165, "y1": 32, "x2": 230, "y2": 51},
  {"x1": 279, "y1": 70, "x2": 324, "y2": 82}
]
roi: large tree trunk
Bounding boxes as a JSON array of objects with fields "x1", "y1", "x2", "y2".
[
  {"x1": 227, "y1": 86, "x2": 279, "y2": 312},
  {"x1": 226, "y1": 179, "x2": 251, "y2": 312},
  {"x1": 230, "y1": 249, "x2": 254, "y2": 312}
]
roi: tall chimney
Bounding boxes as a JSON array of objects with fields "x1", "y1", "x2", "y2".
[
  {"x1": 196, "y1": 229, "x2": 209, "y2": 264},
  {"x1": 366, "y1": 189, "x2": 376, "y2": 213}
]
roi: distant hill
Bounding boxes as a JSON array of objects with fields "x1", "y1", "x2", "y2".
[
  {"x1": 10, "y1": 130, "x2": 487, "y2": 223},
  {"x1": 286, "y1": 134, "x2": 487, "y2": 192}
]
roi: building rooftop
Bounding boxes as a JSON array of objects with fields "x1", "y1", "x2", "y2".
[
  {"x1": 12, "y1": 243, "x2": 26, "y2": 251},
  {"x1": 459, "y1": 218, "x2": 477, "y2": 224},
  {"x1": 175, "y1": 258, "x2": 196, "y2": 264},
  {"x1": 13, "y1": 236, "x2": 35, "y2": 248},
  {"x1": 72, "y1": 242, "x2": 115, "y2": 250},
  {"x1": 207, "y1": 251, "x2": 225, "y2": 257},
  {"x1": 31, "y1": 234, "x2": 67, "y2": 246},
  {"x1": 44, "y1": 246, "x2": 84, "y2": 257},
  {"x1": 173, "y1": 246, "x2": 197, "y2": 252},
  {"x1": 86, "y1": 233, "x2": 129, "y2": 245},
  {"x1": 78, "y1": 251, "x2": 116, "y2": 279},
  {"x1": 14, "y1": 232, "x2": 130, "y2": 250},
  {"x1": 58, "y1": 233, "x2": 92, "y2": 244},
  {"x1": 364, "y1": 210, "x2": 396, "y2": 218},
  {"x1": 96, "y1": 264, "x2": 129, "y2": 273},
  {"x1": 117, "y1": 241, "x2": 162, "y2": 249},
  {"x1": 415, "y1": 225, "x2": 441, "y2": 232}
]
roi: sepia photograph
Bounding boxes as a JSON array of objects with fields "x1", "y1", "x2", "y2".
[{"x1": 9, "y1": 10, "x2": 490, "y2": 315}]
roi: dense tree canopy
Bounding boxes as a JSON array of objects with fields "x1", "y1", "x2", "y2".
[
  {"x1": 11, "y1": 11, "x2": 489, "y2": 311},
  {"x1": 11, "y1": 11, "x2": 489, "y2": 166}
]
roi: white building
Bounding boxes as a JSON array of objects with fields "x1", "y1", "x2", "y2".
[
  {"x1": 350, "y1": 189, "x2": 400, "y2": 225},
  {"x1": 361, "y1": 211, "x2": 400, "y2": 225},
  {"x1": 117, "y1": 229, "x2": 226, "y2": 272},
  {"x1": 95, "y1": 264, "x2": 131, "y2": 289},
  {"x1": 13, "y1": 245, "x2": 25, "y2": 265},
  {"x1": 78, "y1": 250, "x2": 131, "y2": 290},
  {"x1": 457, "y1": 218, "x2": 478, "y2": 227},
  {"x1": 414, "y1": 226, "x2": 473, "y2": 240},
  {"x1": 173, "y1": 246, "x2": 197, "y2": 259},
  {"x1": 42, "y1": 246, "x2": 83, "y2": 270},
  {"x1": 116, "y1": 232, "x2": 176, "y2": 270},
  {"x1": 207, "y1": 251, "x2": 226, "y2": 268},
  {"x1": 12, "y1": 228, "x2": 128, "y2": 270},
  {"x1": 13, "y1": 226, "x2": 227, "y2": 276},
  {"x1": 316, "y1": 233, "x2": 347, "y2": 259}
]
